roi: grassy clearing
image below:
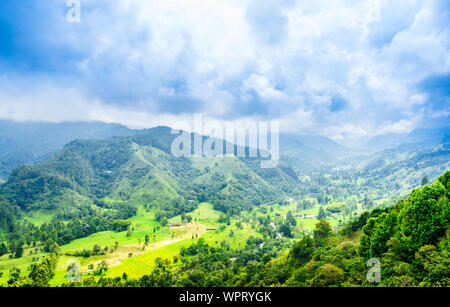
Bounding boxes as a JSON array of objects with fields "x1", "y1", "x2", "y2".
[
  {"x1": 104, "y1": 207, "x2": 261, "y2": 280},
  {"x1": 0, "y1": 246, "x2": 46, "y2": 285},
  {"x1": 22, "y1": 209, "x2": 58, "y2": 226},
  {"x1": 106, "y1": 239, "x2": 191, "y2": 279},
  {"x1": 48, "y1": 203, "x2": 222, "y2": 283}
]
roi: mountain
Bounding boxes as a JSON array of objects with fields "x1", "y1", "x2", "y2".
[
  {"x1": 365, "y1": 127, "x2": 450, "y2": 152},
  {"x1": 1, "y1": 120, "x2": 448, "y2": 213},
  {"x1": 352, "y1": 137, "x2": 450, "y2": 198},
  {"x1": 0, "y1": 120, "x2": 139, "y2": 180},
  {"x1": 279, "y1": 133, "x2": 357, "y2": 171},
  {"x1": 275, "y1": 130, "x2": 450, "y2": 202},
  {"x1": 0, "y1": 128, "x2": 299, "y2": 218}
]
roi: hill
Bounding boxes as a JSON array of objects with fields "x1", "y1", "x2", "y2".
[
  {"x1": 0, "y1": 120, "x2": 139, "y2": 180},
  {"x1": 279, "y1": 133, "x2": 357, "y2": 171},
  {"x1": 0, "y1": 128, "x2": 299, "y2": 220},
  {"x1": 351, "y1": 138, "x2": 450, "y2": 198},
  {"x1": 365, "y1": 126, "x2": 450, "y2": 152}
]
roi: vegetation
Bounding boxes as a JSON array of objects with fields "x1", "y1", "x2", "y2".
[{"x1": 0, "y1": 126, "x2": 448, "y2": 287}]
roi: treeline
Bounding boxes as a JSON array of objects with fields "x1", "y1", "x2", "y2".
[{"x1": 4, "y1": 245, "x2": 60, "y2": 287}]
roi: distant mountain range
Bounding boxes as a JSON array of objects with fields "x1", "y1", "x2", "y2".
[
  {"x1": 279, "y1": 133, "x2": 356, "y2": 170},
  {"x1": 0, "y1": 120, "x2": 139, "y2": 179},
  {"x1": 0, "y1": 120, "x2": 358, "y2": 178},
  {"x1": 364, "y1": 127, "x2": 450, "y2": 152}
]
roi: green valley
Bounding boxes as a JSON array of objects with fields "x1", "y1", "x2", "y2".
[{"x1": 0, "y1": 127, "x2": 448, "y2": 287}]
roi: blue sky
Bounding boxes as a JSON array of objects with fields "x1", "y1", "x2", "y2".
[{"x1": 0, "y1": 0, "x2": 449, "y2": 143}]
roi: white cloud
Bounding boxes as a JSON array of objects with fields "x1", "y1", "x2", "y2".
[
  {"x1": 378, "y1": 119, "x2": 417, "y2": 135},
  {"x1": 0, "y1": 0, "x2": 449, "y2": 142}
]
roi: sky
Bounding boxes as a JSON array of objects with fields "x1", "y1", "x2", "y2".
[{"x1": 0, "y1": 0, "x2": 449, "y2": 144}]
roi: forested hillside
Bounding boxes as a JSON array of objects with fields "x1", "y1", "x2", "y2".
[
  {"x1": 0, "y1": 128, "x2": 298, "y2": 214},
  {"x1": 0, "y1": 120, "x2": 138, "y2": 180},
  {"x1": 280, "y1": 129, "x2": 450, "y2": 202},
  {"x1": 0, "y1": 128, "x2": 300, "y2": 259}
]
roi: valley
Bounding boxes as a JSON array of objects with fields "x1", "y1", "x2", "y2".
[
  {"x1": 0, "y1": 200, "x2": 342, "y2": 285},
  {"x1": 0, "y1": 124, "x2": 448, "y2": 287}
]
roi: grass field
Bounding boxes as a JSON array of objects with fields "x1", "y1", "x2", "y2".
[
  {"x1": 0, "y1": 245, "x2": 47, "y2": 284},
  {"x1": 104, "y1": 203, "x2": 261, "y2": 280}
]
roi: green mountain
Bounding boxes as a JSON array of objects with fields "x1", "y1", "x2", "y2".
[
  {"x1": 276, "y1": 131, "x2": 450, "y2": 205},
  {"x1": 0, "y1": 128, "x2": 299, "y2": 219},
  {"x1": 350, "y1": 138, "x2": 450, "y2": 198},
  {"x1": 0, "y1": 120, "x2": 138, "y2": 180},
  {"x1": 365, "y1": 127, "x2": 450, "y2": 151},
  {"x1": 279, "y1": 133, "x2": 356, "y2": 171}
]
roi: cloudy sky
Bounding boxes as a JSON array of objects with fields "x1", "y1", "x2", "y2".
[{"x1": 0, "y1": 0, "x2": 449, "y2": 143}]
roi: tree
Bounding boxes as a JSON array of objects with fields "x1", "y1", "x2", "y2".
[
  {"x1": 286, "y1": 211, "x2": 297, "y2": 226},
  {"x1": 313, "y1": 220, "x2": 332, "y2": 244},
  {"x1": 415, "y1": 245, "x2": 450, "y2": 284},
  {"x1": 317, "y1": 206, "x2": 326, "y2": 220},
  {"x1": 111, "y1": 219, "x2": 131, "y2": 232},
  {"x1": 280, "y1": 223, "x2": 293, "y2": 238},
  {"x1": 310, "y1": 264, "x2": 345, "y2": 287},
  {"x1": 7, "y1": 267, "x2": 21, "y2": 285},
  {"x1": 49, "y1": 243, "x2": 60, "y2": 255},
  {"x1": 93, "y1": 244, "x2": 101, "y2": 255},
  {"x1": 43, "y1": 238, "x2": 54, "y2": 253},
  {"x1": 359, "y1": 172, "x2": 450, "y2": 262},
  {"x1": 288, "y1": 235, "x2": 315, "y2": 267},
  {"x1": 421, "y1": 175, "x2": 429, "y2": 186},
  {"x1": 398, "y1": 181, "x2": 449, "y2": 254},
  {"x1": 94, "y1": 260, "x2": 109, "y2": 275},
  {"x1": 14, "y1": 245, "x2": 24, "y2": 258},
  {"x1": 0, "y1": 242, "x2": 8, "y2": 256},
  {"x1": 317, "y1": 195, "x2": 324, "y2": 205}
]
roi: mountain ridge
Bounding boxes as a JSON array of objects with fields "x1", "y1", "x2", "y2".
[{"x1": 0, "y1": 128, "x2": 300, "y2": 219}]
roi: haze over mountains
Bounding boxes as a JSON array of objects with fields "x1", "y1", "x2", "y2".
[
  {"x1": 0, "y1": 120, "x2": 449, "y2": 180},
  {"x1": 364, "y1": 127, "x2": 450, "y2": 152},
  {"x1": 0, "y1": 120, "x2": 143, "y2": 179}
]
